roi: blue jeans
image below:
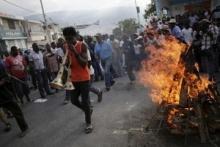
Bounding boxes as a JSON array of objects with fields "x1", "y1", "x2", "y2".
[
  {"x1": 101, "y1": 57, "x2": 113, "y2": 88},
  {"x1": 92, "y1": 61, "x2": 103, "y2": 80}
]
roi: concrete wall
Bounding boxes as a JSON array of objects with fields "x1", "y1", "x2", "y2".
[
  {"x1": 26, "y1": 21, "x2": 47, "y2": 48},
  {"x1": 5, "y1": 39, "x2": 27, "y2": 51},
  {"x1": 1, "y1": 18, "x2": 23, "y2": 31}
]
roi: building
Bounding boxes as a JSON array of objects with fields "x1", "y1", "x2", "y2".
[
  {"x1": 24, "y1": 20, "x2": 47, "y2": 48},
  {"x1": 155, "y1": 0, "x2": 220, "y2": 17},
  {"x1": 0, "y1": 12, "x2": 27, "y2": 52},
  {"x1": 47, "y1": 23, "x2": 63, "y2": 42},
  {"x1": 0, "y1": 12, "x2": 63, "y2": 52},
  {"x1": 26, "y1": 22, "x2": 63, "y2": 48}
]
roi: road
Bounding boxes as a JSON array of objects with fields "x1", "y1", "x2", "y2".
[
  {"x1": 0, "y1": 76, "x2": 152, "y2": 147},
  {"x1": 1, "y1": 76, "x2": 220, "y2": 147}
]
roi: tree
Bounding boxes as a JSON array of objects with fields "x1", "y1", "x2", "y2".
[
  {"x1": 144, "y1": 2, "x2": 156, "y2": 19},
  {"x1": 119, "y1": 18, "x2": 138, "y2": 35},
  {"x1": 112, "y1": 18, "x2": 138, "y2": 37},
  {"x1": 112, "y1": 27, "x2": 122, "y2": 38}
]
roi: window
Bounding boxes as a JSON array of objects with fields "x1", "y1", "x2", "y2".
[{"x1": 7, "y1": 19, "x2": 15, "y2": 30}]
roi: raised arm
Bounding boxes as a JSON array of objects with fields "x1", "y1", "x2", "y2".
[{"x1": 69, "y1": 42, "x2": 88, "y2": 67}]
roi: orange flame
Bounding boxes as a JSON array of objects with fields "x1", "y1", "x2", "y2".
[
  {"x1": 139, "y1": 36, "x2": 211, "y2": 105},
  {"x1": 139, "y1": 36, "x2": 186, "y2": 104}
]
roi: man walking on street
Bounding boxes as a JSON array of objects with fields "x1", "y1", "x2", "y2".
[
  {"x1": 86, "y1": 36, "x2": 103, "y2": 81},
  {"x1": 95, "y1": 34, "x2": 115, "y2": 91},
  {"x1": 87, "y1": 45, "x2": 103, "y2": 103},
  {"x1": 78, "y1": 36, "x2": 103, "y2": 102},
  {"x1": 45, "y1": 44, "x2": 59, "y2": 86},
  {"x1": 63, "y1": 27, "x2": 93, "y2": 133},
  {"x1": 30, "y1": 43, "x2": 53, "y2": 98},
  {"x1": 122, "y1": 35, "x2": 136, "y2": 84},
  {"x1": 110, "y1": 35, "x2": 123, "y2": 77}
]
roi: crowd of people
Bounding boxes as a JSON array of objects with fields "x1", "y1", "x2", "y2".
[
  {"x1": 0, "y1": 26, "x2": 146, "y2": 136},
  {"x1": 0, "y1": 8, "x2": 219, "y2": 137},
  {"x1": 148, "y1": 9, "x2": 220, "y2": 81}
]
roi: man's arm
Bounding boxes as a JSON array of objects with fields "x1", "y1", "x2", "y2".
[{"x1": 69, "y1": 43, "x2": 88, "y2": 67}]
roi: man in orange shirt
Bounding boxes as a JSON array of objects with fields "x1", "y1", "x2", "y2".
[{"x1": 63, "y1": 27, "x2": 93, "y2": 133}]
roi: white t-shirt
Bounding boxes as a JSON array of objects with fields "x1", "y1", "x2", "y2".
[
  {"x1": 119, "y1": 40, "x2": 124, "y2": 48},
  {"x1": 56, "y1": 47, "x2": 64, "y2": 58},
  {"x1": 182, "y1": 28, "x2": 193, "y2": 45},
  {"x1": 51, "y1": 48, "x2": 57, "y2": 54},
  {"x1": 30, "y1": 51, "x2": 45, "y2": 70}
]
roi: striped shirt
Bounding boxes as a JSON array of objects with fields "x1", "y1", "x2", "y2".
[
  {"x1": 201, "y1": 33, "x2": 212, "y2": 50},
  {"x1": 209, "y1": 24, "x2": 219, "y2": 44}
]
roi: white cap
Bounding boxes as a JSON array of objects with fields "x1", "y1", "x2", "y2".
[{"x1": 169, "y1": 18, "x2": 176, "y2": 24}]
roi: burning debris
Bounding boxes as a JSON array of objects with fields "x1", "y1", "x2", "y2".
[{"x1": 139, "y1": 34, "x2": 220, "y2": 143}]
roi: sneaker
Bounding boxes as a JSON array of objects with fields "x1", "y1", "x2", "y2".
[
  {"x1": 97, "y1": 90, "x2": 103, "y2": 103},
  {"x1": 19, "y1": 128, "x2": 29, "y2": 138},
  {"x1": 3, "y1": 123, "x2": 11, "y2": 132},
  {"x1": 85, "y1": 124, "x2": 93, "y2": 134}
]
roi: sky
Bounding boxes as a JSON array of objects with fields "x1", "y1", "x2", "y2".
[
  {"x1": 0, "y1": 0, "x2": 151, "y2": 16},
  {"x1": 0, "y1": 0, "x2": 151, "y2": 35}
]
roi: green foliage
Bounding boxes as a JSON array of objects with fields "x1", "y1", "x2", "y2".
[
  {"x1": 119, "y1": 18, "x2": 138, "y2": 35},
  {"x1": 112, "y1": 27, "x2": 122, "y2": 38},
  {"x1": 112, "y1": 18, "x2": 138, "y2": 37},
  {"x1": 144, "y1": 2, "x2": 156, "y2": 19}
]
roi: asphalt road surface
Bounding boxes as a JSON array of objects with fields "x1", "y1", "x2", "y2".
[{"x1": 1, "y1": 76, "x2": 220, "y2": 147}]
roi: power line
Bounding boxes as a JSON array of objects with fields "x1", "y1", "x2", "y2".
[
  {"x1": 0, "y1": 0, "x2": 55, "y2": 23},
  {"x1": 1, "y1": 0, "x2": 35, "y2": 13}
]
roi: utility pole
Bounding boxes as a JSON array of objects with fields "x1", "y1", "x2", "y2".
[
  {"x1": 135, "y1": 0, "x2": 141, "y2": 28},
  {"x1": 40, "y1": 0, "x2": 51, "y2": 43}
]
